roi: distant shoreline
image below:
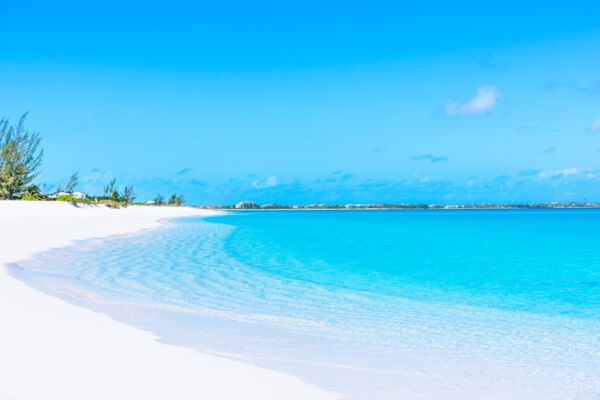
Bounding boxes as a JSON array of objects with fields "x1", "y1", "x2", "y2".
[
  {"x1": 198, "y1": 202, "x2": 600, "y2": 211},
  {"x1": 220, "y1": 207, "x2": 600, "y2": 211}
]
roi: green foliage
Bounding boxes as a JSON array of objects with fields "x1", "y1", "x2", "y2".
[
  {"x1": 98, "y1": 199, "x2": 124, "y2": 208},
  {"x1": 122, "y1": 185, "x2": 135, "y2": 204},
  {"x1": 57, "y1": 194, "x2": 75, "y2": 202},
  {"x1": 103, "y1": 178, "x2": 119, "y2": 200},
  {"x1": 168, "y1": 193, "x2": 184, "y2": 206},
  {"x1": 65, "y1": 172, "x2": 79, "y2": 193},
  {"x1": 153, "y1": 193, "x2": 165, "y2": 205},
  {"x1": 0, "y1": 113, "x2": 44, "y2": 199},
  {"x1": 18, "y1": 184, "x2": 46, "y2": 200},
  {"x1": 53, "y1": 193, "x2": 89, "y2": 204}
]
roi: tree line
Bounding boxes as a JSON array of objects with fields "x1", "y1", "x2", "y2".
[{"x1": 0, "y1": 114, "x2": 185, "y2": 206}]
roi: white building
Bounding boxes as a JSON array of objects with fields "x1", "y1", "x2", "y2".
[
  {"x1": 235, "y1": 201, "x2": 260, "y2": 209},
  {"x1": 48, "y1": 192, "x2": 70, "y2": 199}
]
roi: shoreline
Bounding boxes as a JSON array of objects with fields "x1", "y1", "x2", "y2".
[
  {"x1": 206, "y1": 206, "x2": 600, "y2": 211},
  {"x1": 0, "y1": 200, "x2": 339, "y2": 400}
]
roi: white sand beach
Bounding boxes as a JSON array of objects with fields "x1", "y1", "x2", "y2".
[{"x1": 0, "y1": 201, "x2": 339, "y2": 400}]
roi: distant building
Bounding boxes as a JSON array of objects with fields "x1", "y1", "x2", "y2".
[
  {"x1": 235, "y1": 201, "x2": 260, "y2": 209},
  {"x1": 145, "y1": 200, "x2": 156, "y2": 205},
  {"x1": 71, "y1": 192, "x2": 86, "y2": 199},
  {"x1": 48, "y1": 192, "x2": 70, "y2": 199}
]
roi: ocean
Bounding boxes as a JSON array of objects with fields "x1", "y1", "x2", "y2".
[{"x1": 14, "y1": 209, "x2": 600, "y2": 399}]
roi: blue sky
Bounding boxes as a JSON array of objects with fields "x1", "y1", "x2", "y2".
[{"x1": 1, "y1": 1, "x2": 600, "y2": 204}]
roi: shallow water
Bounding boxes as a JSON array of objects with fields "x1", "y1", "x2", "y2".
[{"x1": 14, "y1": 210, "x2": 600, "y2": 399}]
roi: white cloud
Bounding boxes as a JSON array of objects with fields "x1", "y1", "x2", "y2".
[
  {"x1": 590, "y1": 117, "x2": 600, "y2": 132},
  {"x1": 445, "y1": 85, "x2": 500, "y2": 116},
  {"x1": 538, "y1": 168, "x2": 580, "y2": 180},
  {"x1": 252, "y1": 176, "x2": 277, "y2": 189},
  {"x1": 466, "y1": 178, "x2": 482, "y2": 187}
]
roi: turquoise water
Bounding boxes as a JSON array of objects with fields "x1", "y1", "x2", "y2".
[{"x1": 14, "y1": 210, "x2": 600, "y2": 399}]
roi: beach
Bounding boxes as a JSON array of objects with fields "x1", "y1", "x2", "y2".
[{"x1": 0, "y1": 201, "x2": 339, "y2": 400}]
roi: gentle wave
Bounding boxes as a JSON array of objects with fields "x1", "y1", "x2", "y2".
[{"x1": 14, "y1": 210, "x2": 600, "y2": 399}]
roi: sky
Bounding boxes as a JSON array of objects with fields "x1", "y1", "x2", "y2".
[{"x1": 1, "y1": 1, "x2": 600, "y2": 205}]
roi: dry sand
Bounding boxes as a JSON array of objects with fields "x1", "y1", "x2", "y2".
[{"x1": 0, "y1": 200, "x2": 339, "y2": 400}]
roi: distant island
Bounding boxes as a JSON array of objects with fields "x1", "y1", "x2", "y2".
[{"x1": 197, "y1": 201, "x2": 600, "y2": 210}]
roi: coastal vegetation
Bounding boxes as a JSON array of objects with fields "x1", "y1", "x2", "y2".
[
  {"x1": 0, "y1": 113, "x2": 186, "y2": 206},
  {"x1": 0, "y1": 113, "x2": 43, "y2": 199},
  {"x1": 168, "y1": 193, "x2": 184, "y2": 206},
  {"x1": 65, "y1": 172, "x2": 79, "y2": 193},
  {"x1": 153, "y1": 193, "x2": 165, "y2": 205},
  {"x1": 2, "y1": 114, "x2": 597, "y2": 210}
]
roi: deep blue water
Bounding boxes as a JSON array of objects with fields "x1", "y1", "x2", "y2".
[{"x1": 14, "y1": 210, "x2": 600, "y2": 399}]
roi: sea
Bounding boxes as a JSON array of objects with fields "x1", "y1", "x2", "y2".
[{"x1": 12, "y1": 209, "x2": 600, "y2": 399}]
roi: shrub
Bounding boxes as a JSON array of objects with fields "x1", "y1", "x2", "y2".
[
  {"x1": 98, "y1": 199, "x2": 124, "y2": 208},
  {"x1": 57, "y1": 194, "x2": 75, "y2": 202},
  {"x1": 122, "y1": 185, "x2": 135, "y2": 204},
  {"x1": 65, "y1": 172, "x2": 79, "y2": 193},
  {"x1": 153, "y1": 193, "x2": 165, "y2": 205},
  {"x1": 103, "y1": 178, "x2": 120, "y2": 201},
  {"x1": 168, "y1": 193, "x2": 184, "y2": 206}
]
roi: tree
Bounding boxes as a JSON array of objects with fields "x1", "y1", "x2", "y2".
[
  {"x1": 0, "y1": 113, "x2": 43, "y2": 199},
  {"x1": 153, "y1": 193, "x2": 165, "y2": 205},
  {"x1": 122, "y1": 185, "x2": 135, "y2": 204},
  {"x1": 168, "y1": 193, "x2": 184, "y2": 206},
  {"x1": 103, "y1": 178, "x2": 119, "y2": 200},
  {"x1": 65, "y1": 172, "x2": 79, "y2": 193},
  {"x1": 21, "y1": 184, "x2": 42, "y2": 199}
]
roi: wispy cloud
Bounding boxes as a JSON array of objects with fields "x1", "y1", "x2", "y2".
[
  {"x1": 515, "y1": 124, "x2": 539, "y2": 132},
  {"x1": 188, "y1": 179, "x2": 205, "y2": 186},
  {"x1": 324, "y1": 172, "x2": 355, "y2": 183},
  {"x1": 543, "y1": 80, "x2": 600, "y2": 95},
  {"x1": 538, "y1": 168, "x2": 578, "y2": 180},
  {"x1": 80, "y1": 168, "x2": 115, "y2": 187},
  {"x1": 519, "y1": 169, "x2": 541, "y2": 177},
  {"x1": 590, "y1": 117, "x2": 600, "y2": 132},
  {"x1": 252, "y1": 176, "x2": 277, "y2": 189},
  {"x1": 542, "y1": 81, "x2": 578, "y2": 92},
  {"x1": 478, "y1": 54, "x2": 509, "y2": 70},
  {"x1": 537, "y1": 168, "x2": 596, "y2": 180},
  {"x1": 445, "y1": 85, "x2": 500, "y2": 116},
  {"x1": 176, "y1": 168, "x2": 193, "y2": 175},
  {"x1": 412, "y1": 154, "x2": 448, "y2": 163},
  {"x1": 582, "y1": 82, "x2": 600, "y2": 95},
  {"x1": 539, "y1": 147, "x2": 556, "y2": 155},
  {"x1": 125, "y1": 170, "x2": 600, "y2": 205}
]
